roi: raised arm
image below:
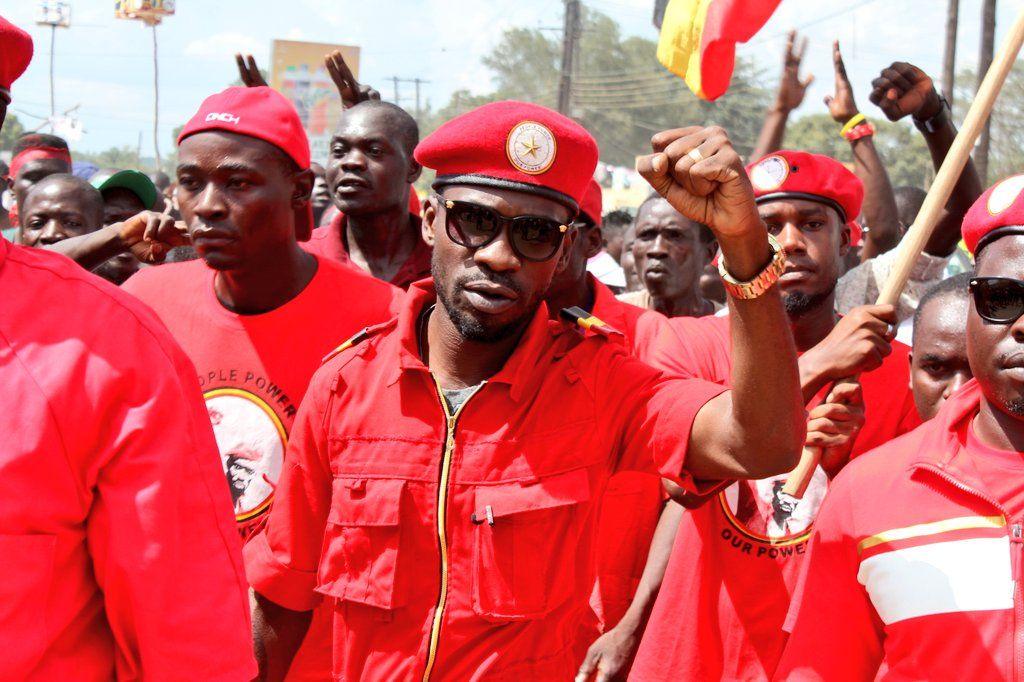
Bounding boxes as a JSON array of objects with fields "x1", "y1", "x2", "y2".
[
  {"x1": 751, "y1": 30, "x2": 813, "y2": 161},
  {"x1": 822, "y1": 41, "x2": 900, "y2": 260},
  {"x1": 637, "y1": 126, "x2": 804, "y2": 481},
  {"x1": 869, "y1": 61, "x2": 983, "y2": 256}
]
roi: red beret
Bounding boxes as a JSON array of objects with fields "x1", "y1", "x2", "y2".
[
  {"x1": 580, "y1": 179, "x2": 603, "y2": 227},
  {"x1": 0, "y1": 16, "x2": 33, "y2": 102},
  {"x1": 746, "y1": 150, "x2": 864, "y2": 231},
  {"x1": 178, "y1": 86, "x2": 313, "y2": 237},
  {"x1": 415, "y1": 100, "x2": 599, "y2": 213},
  {"x1": 962, "y1": 174, "x2": 1024, "y2": 255}
]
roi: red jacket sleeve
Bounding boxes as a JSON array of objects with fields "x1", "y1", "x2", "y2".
[
  {"x1": 82, "y1": 313, "x2": 255, "y2": 681},
  {"x1": 588, "y1": 344, "x2": 726, "y2": 491},
  {"x1": 775, "y1": 467, "x2": 885, "y2": 680},
  {"x1": 245, "y1": 363, "x2": 336, "y2": 612}
]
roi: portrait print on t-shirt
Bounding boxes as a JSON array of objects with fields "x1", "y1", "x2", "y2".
[
  {"x1": 207, "y1": 389, "x2": 286, "y2": 523},
  {"x1": 720, "y1": 466, "x2": 829, "y2": 543}
]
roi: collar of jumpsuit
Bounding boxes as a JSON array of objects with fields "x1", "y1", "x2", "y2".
[{"x1": 244, "y1": 100, "x2": 727, "y2": 681}]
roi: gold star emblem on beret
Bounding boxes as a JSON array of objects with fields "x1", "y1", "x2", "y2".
[
  {"x1": 520, "y1": 136, "x2": 541, "y2": 158},
  {"x1": 506, "y1": 120, "x2": 557, "y2": 175}
]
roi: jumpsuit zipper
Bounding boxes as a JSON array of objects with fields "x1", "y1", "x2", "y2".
[
  {"x1": 917, "y1": 463, "x2": 1020, "y2": 680},
  {"x1": 422, "y1": 379, "x2": 483, "y2": 682}
]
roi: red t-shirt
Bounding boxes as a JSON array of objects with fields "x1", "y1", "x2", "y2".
[
  {"x1": 630, "y1": 313, "x2": 921, "y2": 681},
  {"x1": 302, "y1": 211, "x2": 432, "y2": 289},
  {"x1": 122, "y1": 255, "x2": 400, "y2": 680}
]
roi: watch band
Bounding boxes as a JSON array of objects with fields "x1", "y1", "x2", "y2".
[
  {"x1": 913, "y1": 95, "x2": 950, "y2": 134},
  {"x1": 718, "y1": 234, "x2": 786, "y2": 300}
]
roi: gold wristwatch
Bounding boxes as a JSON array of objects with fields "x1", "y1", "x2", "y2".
[{"x1": 717, "y1": 234, "x2": 786, "y2": 300}]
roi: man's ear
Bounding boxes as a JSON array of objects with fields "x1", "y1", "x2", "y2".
[
  {"x1": 838, "y1": 220, "x2": 852, "y2": 256},
  {"x1": 292, "y1": 168, "x2": 315, "y2": 207},
  {"x1": 582, "y1": 225, "x2": 603, "y2": 260},
  {"x1": 703, "y1": 238, "x2": 719, "y2": 266},
  {"x1": 406, "y1": 158, "x2": 423, "y2": 184},
  {"x1": 553, "y1": 228, "x2": 577, "y2": 275},
  {"x1": 422, "y1": 195, "x2": 438, "y2": 247}
]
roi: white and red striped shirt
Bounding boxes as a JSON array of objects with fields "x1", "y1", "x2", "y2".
[{"x1": 779, "y1": 380, "x2": 1024, "y2": 681}]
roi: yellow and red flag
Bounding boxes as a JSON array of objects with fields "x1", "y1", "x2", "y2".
[{"x1": 657, "y1": 0, "x2": 782, "y2": 101}]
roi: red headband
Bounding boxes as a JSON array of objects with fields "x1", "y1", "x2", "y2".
[{"x1": 9, "y1": 146, "x2": 72, "y2": 180}]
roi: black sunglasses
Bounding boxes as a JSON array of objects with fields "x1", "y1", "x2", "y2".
[
  {"x1": 970, "y1": 276, "x2": 1024, "y2": 324},
  {"x1": 433, "y1": 193, "x2": 570, "y2": 262}
]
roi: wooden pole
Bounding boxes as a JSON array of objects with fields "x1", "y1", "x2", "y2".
[{"x1": 782, "y1": 7, "x2": 1024, "y2": 499}]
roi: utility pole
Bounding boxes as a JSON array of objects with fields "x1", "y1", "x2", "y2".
[
  {"x1": 116, "y1": 2, "x2": 174, "y2": 171},
  {"x1": 557, "y1": 0, "x2": 581, "y2": 115},
  {"x1": 152, "y1": 24, "x2": 161, "y2": 169},
  {"x1": 942, "y1": 0, "x2": 959, "y2": 107},
  {"x1": 976, "y1": 0, "x2": 997, "y2": 184},
  {"x1": 387, "y1": 77, "x2": 430, "y2": 118},
  {"x1": 36, "y1": 1, "x2": 70, "y2": 131}
]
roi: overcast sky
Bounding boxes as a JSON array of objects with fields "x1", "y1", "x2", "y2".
[{"x1": 5, "y1": 0, "x2": 1024, "y2": 156}]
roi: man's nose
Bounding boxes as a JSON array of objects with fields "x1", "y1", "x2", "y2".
[
  {"x1": 943, "y1": 370, "x2": 972, "y2": 399},
  {"x1": 777, "y1": 222, "x2": 806, "y2": 256},
  {"x1": 193, "y1": 183, "x2": 228, "y2": 220},
  {"x1": 473, "y1": 227, "x2": 521, "y2": 273},
  {"x1": 39, "y1": 218, "x2": 67, "y2": 244}
]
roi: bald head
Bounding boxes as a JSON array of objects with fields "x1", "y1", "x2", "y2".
[
  {"x1": 19, "y1": 174, "x2": 105, "y2": 247},
  {"x1": 338, "y1": 101, "x2": 419, "y2": 157},
  {"x1": 327, "y1": 100, "x2": 422, "y2": 216}
]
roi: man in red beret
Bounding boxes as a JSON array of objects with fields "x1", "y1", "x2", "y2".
[
  {"x1": 0, "y1": 16, "x2": 256, "y2": 680},
  {"x1": 246, "y1": 106, "x2": 807, "y2": 679},
  {"x1": 778, "y1": 174, "x2": 1024, "y2": 680},
  {"x1": 592, "y1": 150, "x2": 922, "y2": 681}
]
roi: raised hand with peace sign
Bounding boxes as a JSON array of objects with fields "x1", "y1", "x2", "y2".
[
  {"x1": 324, "y1": 50, "x2": 380, "y2": 108},
  {"x1": 776, "y1": 29, "x2": 814, "y2": 113}
]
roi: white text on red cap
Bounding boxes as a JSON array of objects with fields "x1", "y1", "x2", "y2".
[{"x1": 205, "y1": 112, "x2": 241, "y2": 125}]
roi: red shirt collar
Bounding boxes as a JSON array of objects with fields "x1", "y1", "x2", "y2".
[
  {"x1": 388, "y1": 278, "x2": 566, "y2": 402},
  {"x1": 325, "y1": 212, "x2": 432, "y2": 289}
]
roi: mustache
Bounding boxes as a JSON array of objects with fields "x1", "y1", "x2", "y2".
[{"x1": 455, "y1": 272, "x2": 522, "y2": 296}]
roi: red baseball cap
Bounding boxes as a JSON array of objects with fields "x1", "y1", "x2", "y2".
[
  {"x1": 746, "y1": 150, "x2": 864, "y2": 243},
  {"x1": 415, "y1": 100, "x2": 599, "y2": 214},
  {"x1": 962, "y1": 174, "x2": 1024, "y2": 255},
  {"x1": 178, "y1": 86, "x2": 314, "y2": 238},
  {"x1": 579, "y1": 179, "x2": 603, "y2": 227},
  {"x1": 0, "y1": 16, "x2": 33, "y2": 103}
]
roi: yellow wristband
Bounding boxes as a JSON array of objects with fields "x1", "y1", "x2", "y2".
[{"x1": 840, "y1": 113, "x2": 866, "y2": 137}]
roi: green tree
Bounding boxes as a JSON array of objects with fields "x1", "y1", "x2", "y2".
[
  {"x1": 785, "y1": 113, "x2": 933, "y2": 188},
  {"x1": 956, "y1": 64, "x2": 1024, "y2": 183},
  {"x1": 0, "y1": 112, "x2": 26, "y2": 153},
  {"x1": 418, "y1": 7, "x2": 770, "y2": 167},
  {"x1": 73, "y1": 146, "x2": 142, "y2": 170}
]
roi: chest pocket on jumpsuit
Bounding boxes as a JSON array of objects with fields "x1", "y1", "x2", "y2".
[
  {"x1": 471, "y1": 466, "x2": 592, "y2": 621},
  {"x1": 316, "y1": 477, "x2": 405, "y2": 610}
]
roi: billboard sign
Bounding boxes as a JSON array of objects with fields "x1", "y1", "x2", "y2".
[{"x1": 270, "y1": 40, "x2": 361, "y2": 164}]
